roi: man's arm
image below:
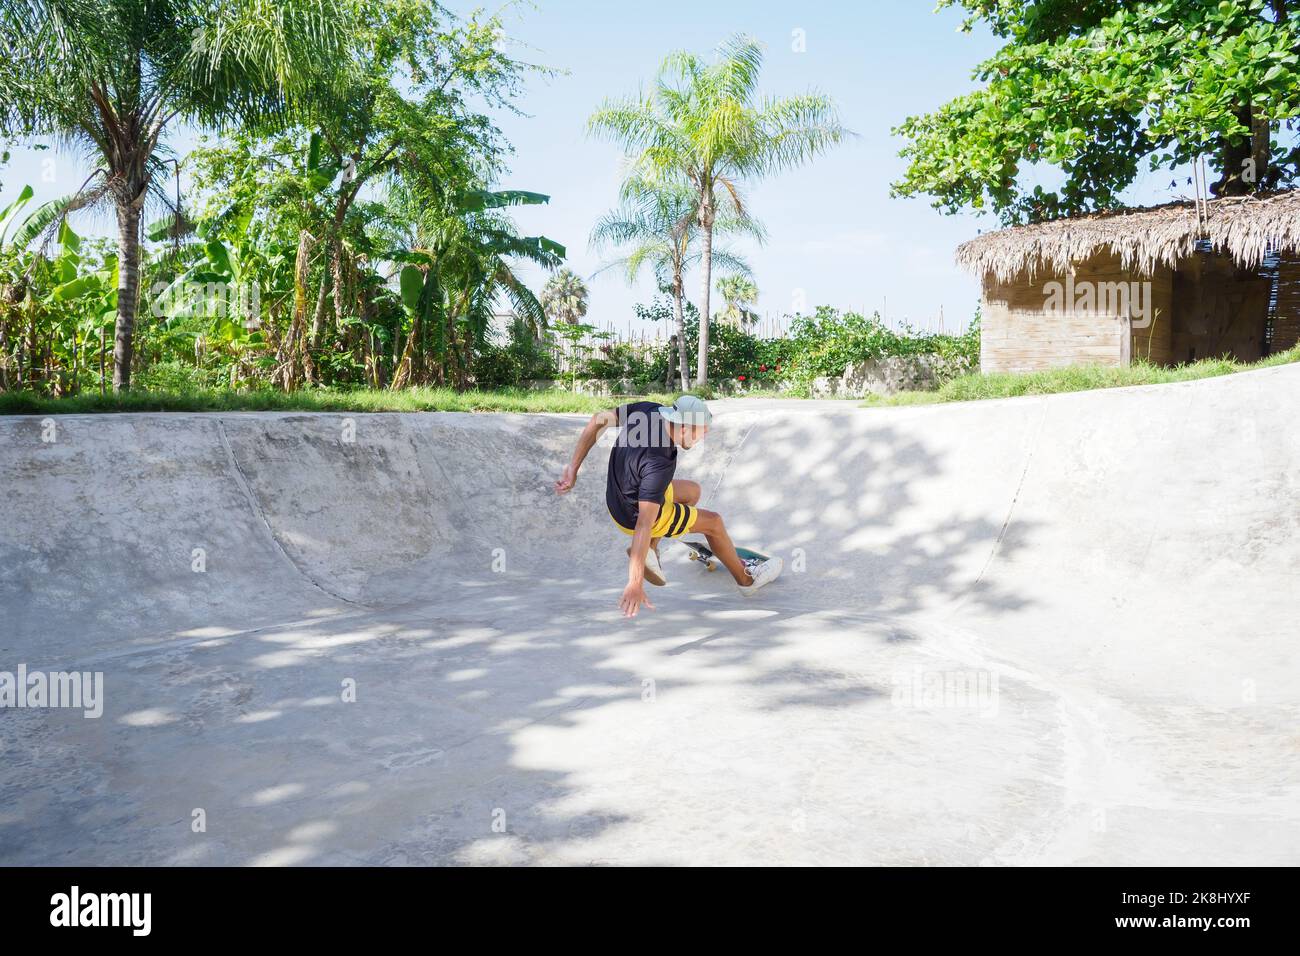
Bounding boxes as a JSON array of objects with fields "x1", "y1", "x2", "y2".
[
  {"x1": 620, "y1": 500, "x2": 659, "y2": 617},
  {"x1": 554, "y1": 407, "x2": 619, "y2": 494}
]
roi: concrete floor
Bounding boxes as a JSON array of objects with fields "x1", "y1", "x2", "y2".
[{"x1": 2, "y1": 366, "x2": 1298, "y2": 865}]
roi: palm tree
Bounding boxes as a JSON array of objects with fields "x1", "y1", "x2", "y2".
[
  {"x1": 590, "y1": 177, "x2": 758, "y2": 389},
  {"x1": 716, "y1": 275, "x2": 759, "y2": 328},
  {"x1": 541, "y1": 268, "x2": 589, "y2": 326},
  {"x1": 0, "y1": 0, "x2": 348, "y2": 390},
  {"x1": 589, "y1": 33, "x2": 847, "y2": 383}
]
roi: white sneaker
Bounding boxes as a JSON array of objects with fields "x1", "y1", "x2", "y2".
[
  {"x1": 628, "y1": 546, "x2": 667, "y2": 586},
  {"x1": 739, "y1": 556, "x2": 782, "y2": 596}
]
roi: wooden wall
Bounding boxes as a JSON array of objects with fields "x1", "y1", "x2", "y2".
[
  {"x1": 1270, "y1": 256, "x2": 1300, "y2": 353},
  {"x1": 980, "y1": 251, "x2": 1173, "y2": 373},
  {"x1": 978, "y1": 247, "x2": 1292, "y2": 371},
  {"x1": 1169, "y1": 253, "x2": 1273, "y2": 364},
  {"x1": 1131, "y1": 271, "x2": 1175, "y2": 365}
]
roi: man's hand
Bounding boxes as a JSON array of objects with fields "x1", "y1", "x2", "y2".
[
  {"x1": 554, "y1": 463, "x2": 578, "y2": 494},
  {"x1": 620, "y1": 580, "x2": 654, "y2": 618}
]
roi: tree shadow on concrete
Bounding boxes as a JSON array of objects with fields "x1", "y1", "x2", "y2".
[{"x1": 0, "y1": 411, "x2": 1051, "y2": 866}]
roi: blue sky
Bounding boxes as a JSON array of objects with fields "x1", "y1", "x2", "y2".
[
  {"x1": 479, "y1": 0, "x2": 1004, "y2": 335},
  {"x1": 1, "y1": 1, "x2": 1200, "y2": 337}
]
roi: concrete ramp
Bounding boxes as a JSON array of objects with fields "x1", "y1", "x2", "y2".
[{"x1": 1, "y1": 364, "x2": 1297, "y2": 865}]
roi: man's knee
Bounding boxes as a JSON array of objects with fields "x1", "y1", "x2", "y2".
[{"x1": 694, "y1": 508, "x2": 724, "y2": 534}]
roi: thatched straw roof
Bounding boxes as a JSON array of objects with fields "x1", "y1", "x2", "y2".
[{"x1": 956, "y1": 189, "x2": 1300, "y2": 282}]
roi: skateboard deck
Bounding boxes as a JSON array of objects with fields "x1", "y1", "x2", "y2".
[{"x1": 681, "y1": 540, "x2": 770, "y2": 572}]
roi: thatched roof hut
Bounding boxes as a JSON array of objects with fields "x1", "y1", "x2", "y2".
[{"x1": 956, "y1": 190, "x2": 1300, "y2": 373}]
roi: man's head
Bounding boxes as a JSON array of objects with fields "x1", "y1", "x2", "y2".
[{"x1": 659, "y1": 395, "x2": 712, "y2": 449}]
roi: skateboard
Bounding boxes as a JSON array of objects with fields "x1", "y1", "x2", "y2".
[{"x1": 681, "y1": 540, "x2": 771, "y2": 572}]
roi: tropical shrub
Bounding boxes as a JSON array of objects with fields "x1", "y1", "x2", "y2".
[
  {"x1": 588, "y1": 302, "x2": 979, "y2": 394},
  {"x1": 134, "y1": 360, "x2": 220, "y2": 393},
  {"x1": 471, "y1": 318, "x2": 559, "y2": 388},
  {"x1": 583, "y1": 340, "x2": 659, "y2": 387},
  {"x1": 779, "y1": 306, "x2": 978, "y2": 388}
]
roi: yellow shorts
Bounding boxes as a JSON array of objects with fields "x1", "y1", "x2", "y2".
[{"x1": 611, "y1": 482, "x2": 698, "y2": 539}]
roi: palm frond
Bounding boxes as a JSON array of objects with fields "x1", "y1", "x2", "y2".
[{"x1": 711, "y1": 34, "x2": 765, "y2": 103}]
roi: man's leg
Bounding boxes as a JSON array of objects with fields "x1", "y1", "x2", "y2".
[
  {"x1": 691, "y1": 509, "x2": 753, "y2": 586},
  {"x1": 671, "y1": 479, "x2": 702, "y2": 507},
  {"x1": 651, "y1": 480, "x2": 700, "y2": 556}
]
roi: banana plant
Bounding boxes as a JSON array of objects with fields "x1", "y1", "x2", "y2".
[
  {"x1": 1, "y1": 189, "x2": 123, "y2": 394},
  {"x1": 386, "y1": 186, "x2": 564, "y2": 387},
  {"x1": 0, "y1": 185, "x2": 68, "y2": 252},
  {"x1": 26, "y1": 219, "x2": 117, "y2": 393},
  {"x1": 147, "y1": 206, "x2": 273, "y2": 364}
]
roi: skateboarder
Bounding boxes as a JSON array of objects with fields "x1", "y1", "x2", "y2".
[{"x1": 554, "y1": 395, "x2": 783, "y2": 617}]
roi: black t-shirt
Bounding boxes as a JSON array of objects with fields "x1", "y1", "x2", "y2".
[{"x1": 605, "y1": 401, "x2": 677, "y2": 528}]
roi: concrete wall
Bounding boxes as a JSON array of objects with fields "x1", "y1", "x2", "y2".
[
  {"x1": 6, "y1": 366, "x2": 1299, "y2": 656},
  {"x1": 808, "y1": 354, "x2": 974, "y2": 398},
  {"x1": 3, "y1": 365, "x2": 1300, "y2": 864}
]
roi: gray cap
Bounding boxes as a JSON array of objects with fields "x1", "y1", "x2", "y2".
[{"x1": 658, "y1": 394, "x2": 712, "y2": 427}]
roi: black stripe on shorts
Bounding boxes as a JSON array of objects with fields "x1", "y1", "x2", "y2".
[{"x1": 667, "y1": 502, "x2": 689, "y2": 537}]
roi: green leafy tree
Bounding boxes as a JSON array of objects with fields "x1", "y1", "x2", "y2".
[
  {"x1": 290, "y1": 2, "x2": 537, "y2": 359},
  {"x1": 893, "y1": 0, "x2": 1300, "y2": 224},
  {"x1": 589, "y1": 33, "x2": 847, "y2": 383},
  {"x1": 172, "y1": 3, "x2": 549, "y2": 393},
  {"x1": 541, "y1": 268, "x2": 589, "y2": 326},
  {"x1": 0, "y1": 0, "x2": 350, "y2": 390},
  {"x1": 548, "y1": 320, "x2": 609, "y2": 391},
  {"x1": 185, "y1": 2, "x2": 540, "y2": 390}
]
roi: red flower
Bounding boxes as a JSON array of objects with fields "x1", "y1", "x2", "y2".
[
  {"x1": 760, "y1": 364, "x2": 767, "y2": 371},
  {"x1": 737, "y1": 375, "x2": 746, "y2": 381}
]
